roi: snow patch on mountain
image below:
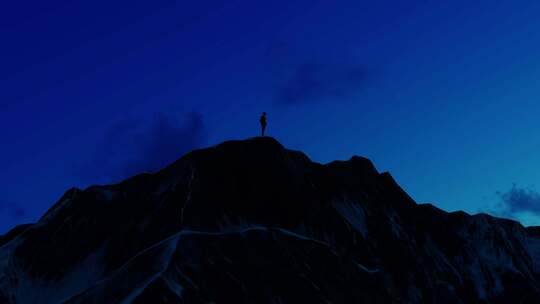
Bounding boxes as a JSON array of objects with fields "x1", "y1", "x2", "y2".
[
  {"x1": 332, "y1": 201, "x2": 368, "y2": 237},
  {"x1": 64, "y1": 232, "x2": 181, "y2": 303},
  {"x1": 62, "y1": 226, "x2": 352, "y2": 303},
  {"x1": 0, "y1": 242, "x2": 106, "y2": 304}
]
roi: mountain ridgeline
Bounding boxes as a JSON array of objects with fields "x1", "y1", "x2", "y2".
[{"x1": 1, "y1": 137, "x2": 539, "y2": 303}]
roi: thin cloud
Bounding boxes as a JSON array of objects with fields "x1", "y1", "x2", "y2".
[
  {"x1": 276, "y1": 61, "x2": 368, "y2": 105},
  {"x1": 263, "y1": 41, "x2": 371, "y2": 105},
  {"x1": 78, "y1": 112, "x2": 205, "y2": 183},
  {"x1": 495, "y1": 184, "x2": 540, "y2": 218},
  {"x1": 0, "y1": 200, "x2": 27, "y2": 220}
]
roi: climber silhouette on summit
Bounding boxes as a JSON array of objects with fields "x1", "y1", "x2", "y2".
[{"x1": 259, "y1": 112, "x2": 267, "y2": 136}]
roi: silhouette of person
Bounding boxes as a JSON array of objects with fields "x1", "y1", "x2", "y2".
[{"x1": 259, "y1": 112, "x2": 267, "y2": 136}]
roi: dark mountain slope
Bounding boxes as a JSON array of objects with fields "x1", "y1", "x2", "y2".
[{"x1": 0, "y1": 137, "x2": 539, "y2": 303}]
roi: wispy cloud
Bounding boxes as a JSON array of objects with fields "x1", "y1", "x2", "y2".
[
  {"x1": 77, "y1": 112, "x2": 206, "y2": 183},
  {"x1": 0, "y1": 200, "x2": 26, "y2": 220},
  {"x1": 276, "y1": 61, "x2": 368, "y2": 105},
  {"x1": 490, "y1": 184, "x2": 540, "y2": 226},
  {"x1": 496, "y1": 184, "x2": 540, "y2": 217},
  {"x1": 264, "y1": 41, "x2": 371, "y2": 105}
]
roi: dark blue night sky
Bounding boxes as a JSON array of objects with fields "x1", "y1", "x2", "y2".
[{"x1": 2, "y1": 0, "x2": 540, "y2": 233}]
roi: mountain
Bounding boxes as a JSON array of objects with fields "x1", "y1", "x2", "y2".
[{"x1": 1, "y1": 137, "x2": 539, "y2": 303}]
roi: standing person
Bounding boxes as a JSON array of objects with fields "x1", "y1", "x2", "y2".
[{"x1": 259, "y1": 112, "x2": 267, "y2": 136}]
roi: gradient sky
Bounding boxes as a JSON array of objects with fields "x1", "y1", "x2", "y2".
[{"x1": 2, "y1": 0, "x2": 540, "y2": 233}]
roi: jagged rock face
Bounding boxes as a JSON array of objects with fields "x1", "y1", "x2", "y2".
[{"x1": 1, "y1": 137, "x2": 539, "y2": 303}]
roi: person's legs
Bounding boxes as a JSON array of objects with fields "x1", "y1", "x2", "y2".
[{"x1": 262, "y1": 125, "x2": 266, "y2": 136}]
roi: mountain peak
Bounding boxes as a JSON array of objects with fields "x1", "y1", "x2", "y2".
[
  {"x1": 190, "y1": 136, "x2": 287, "y2": 157},
  {"x1": 215, "y1": 136, "x2": 285, "y2": 150}
]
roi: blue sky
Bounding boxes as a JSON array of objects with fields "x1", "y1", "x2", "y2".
[{"x1": 2, "y1": 0, "x2": 540, "y2": 232}]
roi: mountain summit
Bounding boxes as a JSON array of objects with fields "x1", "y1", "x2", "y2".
[{"x1": 1, "y1": 137, "x2": 539, "y2": 303}]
